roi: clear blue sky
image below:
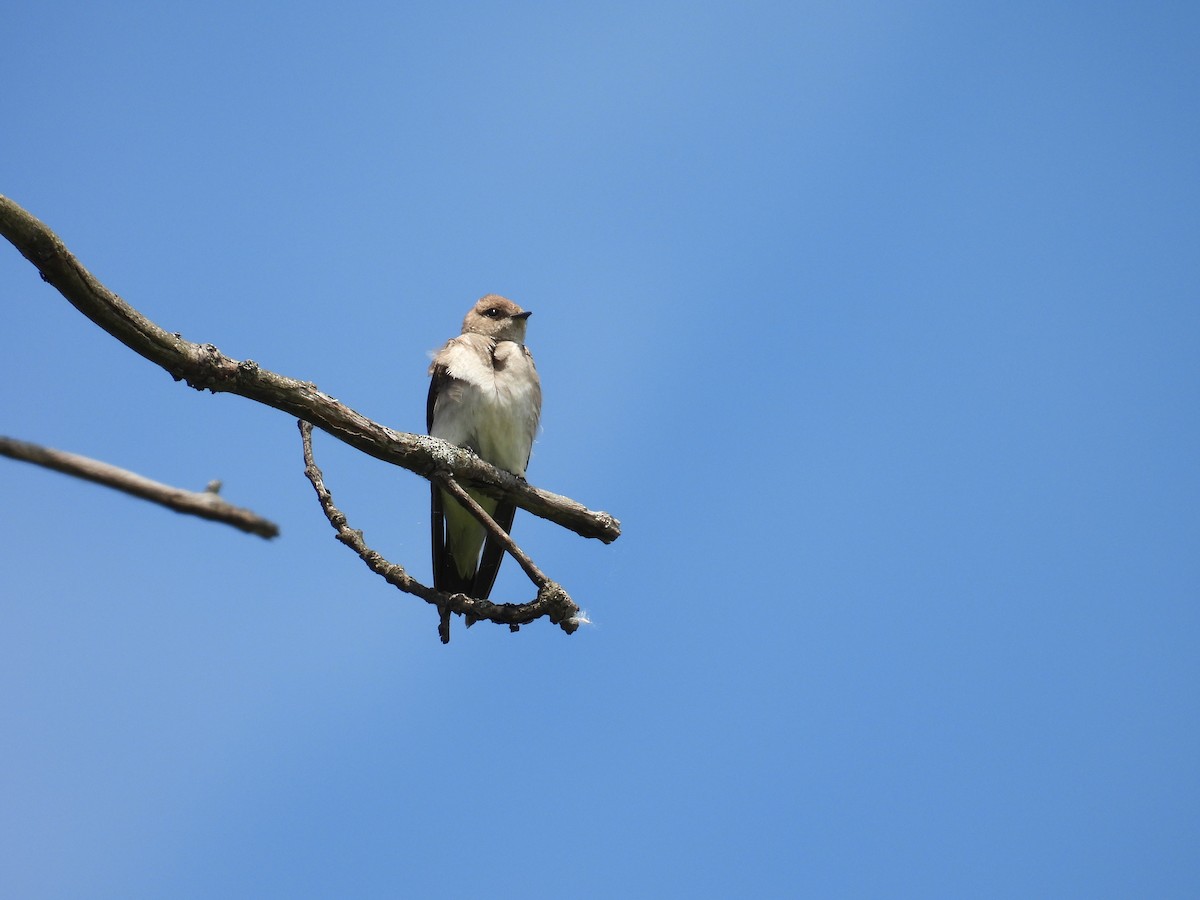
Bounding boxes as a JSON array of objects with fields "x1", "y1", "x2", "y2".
[{"x1": 3, "y1": 2, "x2": 1197, "y2": 897}]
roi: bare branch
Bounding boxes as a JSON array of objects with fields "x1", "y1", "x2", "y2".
[
  {"x1": 299, "y1": 421, "x2": 581, "y2": 643},
  {"x1": 0, "y1": 435, "x2": 280, "y2": 538},
  {"x1": 0, "y1": 194, "x2": 621, "y2": 545},
  {"x1": 434, "y1": 471, "x2": 551, "y2": 588}
]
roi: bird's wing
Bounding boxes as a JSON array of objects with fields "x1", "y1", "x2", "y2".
[
  {"x1": 427, "y1": 356, "x2": 452, "y2": 432},
  {"x1": 428, "y1": 359, "x2": 476, "y2": 596}
]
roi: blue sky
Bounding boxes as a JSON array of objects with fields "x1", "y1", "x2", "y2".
[{"x1": 2, "y1": 2, "x2": 1198, "y2": 897}]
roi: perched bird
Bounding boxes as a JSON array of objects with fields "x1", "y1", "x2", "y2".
[{"x1": 428, "y1": 295, "x2": 542, "y2": 600}]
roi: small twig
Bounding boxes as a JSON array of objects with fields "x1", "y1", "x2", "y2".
[
  {"x1": 434, "y1": 471, "x2": 550, "y2": 588},
  {"x1": 0, "y1": 435, "x2": 279, "y2": 538},
  {"x1": 298, "y1": 421, "x2": 581, "y2": 643}
]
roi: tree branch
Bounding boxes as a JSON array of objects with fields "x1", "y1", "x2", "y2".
[
  {"x1": 299, "y1": 422, "x2": 582, "y2": 642},
  {"x1": 0, "y1": 194, "x2": 621, "y2": 544},
  {"x1": 433, "y1": 471, "x2": 551, "y2": 589},
  {"x1": 0, "y1": 435, "x2": 279, "y2": 538}
]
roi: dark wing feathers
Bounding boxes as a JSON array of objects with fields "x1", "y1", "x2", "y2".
[
  {"x1": 429, "y1": 367, "x2": 474, "y2": 596},
  {"x1": 427, "y1": 362, "x2": 451, "y2": 432},
  {"x1": 431, "y1": 484, "x2": 477, "y2": 597}
]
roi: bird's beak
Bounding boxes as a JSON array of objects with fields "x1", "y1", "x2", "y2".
[{"x1": 514, "y1": 310, "x2": 533, "y2": 320}]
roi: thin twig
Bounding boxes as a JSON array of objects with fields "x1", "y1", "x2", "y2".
[
  {"x1": 0, "y1": 435, "x2": 279, "y2": 538},
  {"x1": 0, "y1": 194, "x2": 620, "y2": 545},
  {"x1": 299, "y1": 421, "x2": 581, "y2": 643},
  {"x1": 434, "y1": 471, "x2": 550, "y2": 588}
]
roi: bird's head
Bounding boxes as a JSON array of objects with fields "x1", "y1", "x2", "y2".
[{"x1": 462, "y1": 295, "x2": 533, "y2": 343}]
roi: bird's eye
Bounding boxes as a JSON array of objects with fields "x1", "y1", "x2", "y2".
[{"x1": 483, "y1": 308, "x2": 501, "y2": 319}]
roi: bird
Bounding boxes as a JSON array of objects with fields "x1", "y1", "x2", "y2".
[{"x1": 428, "y1": 295, "x2": 542, "y2": 601}]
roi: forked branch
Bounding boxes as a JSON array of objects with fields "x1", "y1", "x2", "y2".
[
  {"x1": 299, "y1": 422, "x2": 582, "y2": 642},
  {"x1": 1, "y1": 194, "x2": 618, "y2": 642}
]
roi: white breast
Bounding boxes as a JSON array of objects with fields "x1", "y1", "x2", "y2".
[{"x1": 431, "y1": 336, "x2": 541, "y2": 476}]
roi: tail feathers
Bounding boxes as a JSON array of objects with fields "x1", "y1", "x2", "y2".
[
  {"x1": 433, "y1": 549, "x2": 477, "y2": 597},
  {"x1": 431, "y1": 486, "x2": 512, "y2": 603}
]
